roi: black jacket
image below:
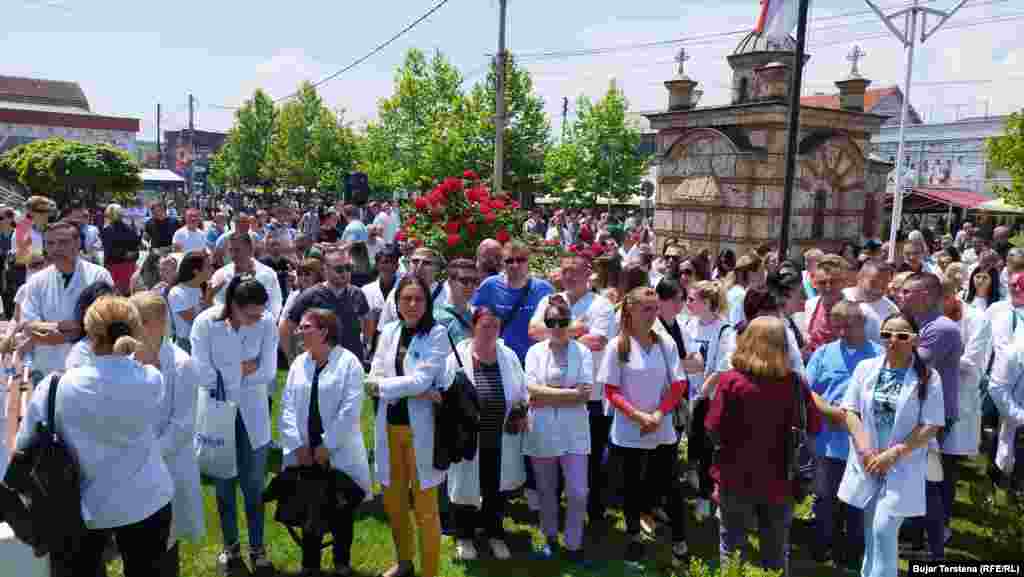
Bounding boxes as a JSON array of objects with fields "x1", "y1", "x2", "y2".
[
  {"x1": 433, "y1": 367, "x2": 480, "y2": 471},
  {"x1": 263, "y1": 465, "x2": 365, "y2": 541}
]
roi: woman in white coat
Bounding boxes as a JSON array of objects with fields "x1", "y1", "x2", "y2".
[
  {"x1": 834, "y1": 312, "x2": 945, "y2": 577},
  {"x1": 191, "y1": 276, "x2": 279, "y2": 575},
  {"x1": 16, "y1": 296, "x2": 173, "y2": 576},
  {"x1": 524, "y1": 295, "x2": 592, "y2": 562},
  {"x1": 130, "y1": 291, "x2": 204, "y2": 575},
  {"x1": 444, "y1": 305, "x2": 528, "y2": 562},
  {"x1": 987, "y1": 330, "x2": 1024, "y2": 500},
  {"x1": 64, "y1": 280, "x2": 116, "y2": 370},
  {"x1": 281, "y1": 308, "x2": 370, "y2": 576},
  {"x1": 940, "y1": 276, "x2": 991, "y2": 534},
  {"x1": 364, "y1": 276, "x2": 451, "y2": 577}
]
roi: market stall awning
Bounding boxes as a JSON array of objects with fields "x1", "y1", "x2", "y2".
[
  {"x1": 884, "y1": 187, "x2": 991, "y2": 213},
  {"x1": 141, "y1": 168, "x2": 185, "y2": 183}
]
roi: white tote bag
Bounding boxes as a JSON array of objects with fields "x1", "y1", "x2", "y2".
[{"x1": 194, "y1": 370, "x2": 238, "y2": 479}]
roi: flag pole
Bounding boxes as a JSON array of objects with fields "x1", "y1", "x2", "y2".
[{"x1": 778, "y1": 0, "x2": 811, "y2": 260}]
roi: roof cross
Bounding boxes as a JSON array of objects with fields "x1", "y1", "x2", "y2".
[
  {"x1": 847, "y1": 44, "x2": 866, "y2": 78},
  {"x1": 675, "y1": 48, "x2": 690, "y2": 76}
]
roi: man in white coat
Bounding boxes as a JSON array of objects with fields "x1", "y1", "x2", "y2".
[
  {"x1": 22, "y1": 220, "x2": 113, "y2": 378},
  {"x1": 210, "y1": 232, "x2": 283, "y2": 320}
]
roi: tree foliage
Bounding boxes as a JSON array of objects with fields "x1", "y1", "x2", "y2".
[
  {"x1": 543, "y1": 86, "x2": 649, "y2": 207},
  {"x1": 988, "y1": 110, "x2": 1024, "y2": 206},
  {"x1": 0, "y1": 137, "x2": 142, "y2": 209},
  {"x1": 209, "y1": 88, "x2": 275, "y2": 193}
]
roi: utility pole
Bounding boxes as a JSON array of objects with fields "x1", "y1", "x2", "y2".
[
  {"x1": 865, "y1": 0, "x2": 969, "y2": 260},
  {"x1": 187, "y1": 94, "x2": 195, "y2": 204},
  {"x1": 778, "y1": 0, "x2": 812, "y2": 260},
  {"x1": 561, "y1": 97, "x2": 569, "y2": 141},
  {"x1": 493, "y1": 0, "x2": 508, "y2": 199},
  {"x1": 156, "y1": 103, "x2": 162, "y2": 169}
]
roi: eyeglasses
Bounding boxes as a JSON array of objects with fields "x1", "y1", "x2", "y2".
[
  {"x1": 879, "y1": 330, "x2": 916, "y2": 342},
  {"x1": 504, "y1": 256, "x2": 528, "y2": 265},
  {"x1": 297, "y1": 322, "x2": 319, "y2": 332},
  {"x1": 545, "y1": 317, "x2": 571, "y2": 329},
  {"x1": 333, "y1": 264, "x2": 353, "y2": 274}
]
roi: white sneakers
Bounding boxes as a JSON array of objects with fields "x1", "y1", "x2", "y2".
[{"x1": 488, "y1": 538, "x2": 511, "y2": 560}]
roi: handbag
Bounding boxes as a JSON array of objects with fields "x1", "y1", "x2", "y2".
[
  {"x1": 786, "y1": 372, "x2": 816, "y2": 501},
  {"x1": 194, "y1": 369, "x2": 238, "y2": 479}
]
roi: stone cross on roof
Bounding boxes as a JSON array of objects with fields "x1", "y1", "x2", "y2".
[
  {"x1": 847, "y1": 45, "x2": 866, "y2": 78},
  {"x1": 675, "y1": 47, "x2": 690, "y2": 77}
]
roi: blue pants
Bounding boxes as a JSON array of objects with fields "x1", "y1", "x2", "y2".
[
  {"x1": 904, "y1": 480, "x2": 945, "y2": 559},
  {"x1": 215, "y1": 413, "x2": 269, "y2": 548},
  {"x1": 814, "y1": 457, "x2": 864, "y2": 557},
  {"x1": 718, "y1": 491, "x2": 792, "y2": 576},
  {"x1": 861, "y1": 493, "x2": 905, "y2": 577}
]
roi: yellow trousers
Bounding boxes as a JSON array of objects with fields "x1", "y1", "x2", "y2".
[{"x1": 382, "y1": 425, "x2": 441, "y2": 577}]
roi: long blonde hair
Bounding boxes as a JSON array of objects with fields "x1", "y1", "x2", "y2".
[
  {"x1": 618, "y1": 286, "x2": 661, "y2": 364},
  {"x1": 730, "y1": 316, "x2": 790, "y2": 380},
  {"x1": 85, "y1": 296, "x2": 142, "y2": 356}
]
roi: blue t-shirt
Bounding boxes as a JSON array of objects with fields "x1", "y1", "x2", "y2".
[
  {"x1": 471, "y1": 274, "x2": 554, "y2": 363},
  {"x1": 872, "y1": 366, "x2": 909, "y2": 449},
  {"x1": 342, "y1": 220, "x2": 369, "y2": 243},
  {"x1": 807, "y1": 339, "x2": 883, "y2": 459}
]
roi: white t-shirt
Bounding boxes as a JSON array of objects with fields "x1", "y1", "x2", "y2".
[
  {"x1": 682, "y1": 317, "x2": 736, "y2": 399},
  {"x1": 167, "y1": 285, "x2": 203, "y2": 339},
  {"x1": 842, "y1": 287, "x2": 898, "y2": 342},
  {"x1": 172, "y1": 227, "x2": 207, "y2": 253}
]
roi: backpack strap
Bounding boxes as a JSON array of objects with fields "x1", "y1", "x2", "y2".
[
  {"x1": 447, "y1": 330, "x2": 464, "y2": 369},
  {"x1": 501, "y1": 278, "x2": 533, "y2": 327},
  {"x1": 46, "y1": 373, "x2": 61, "y2": 435}
]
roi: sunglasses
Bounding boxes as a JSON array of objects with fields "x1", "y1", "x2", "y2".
[
  {"x1": 505, "y1": 257, "x2": 528, "y2": 265},
  {"x1": 545, "y1": 317, "x2": 571, "y2": 329},
  {"x1": 879, "y1": 330, "x2": 916, "y2": 342},
  {"x1": 333, "y1": 264, "x2": 353, "y2": 274}
]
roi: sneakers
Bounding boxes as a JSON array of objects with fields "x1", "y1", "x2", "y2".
[
  {"x1": 672, "y1": 541, "x2": 689, "y2": 565},
  {"x1": 249, "y1": 545, "x2": 274, "y2": 576},
  {"x1": 532, "y1": 537, "x2": 559, "y2": 560},
  {"x1": 455, "y1": 538, "x2": 478, "y2": 561},
  {"x1": 217, "y1": 543, "x2": 249, "y2": 576},
  {"x1": 489, "y1": 538, "x2": 512, "y2": 560}
]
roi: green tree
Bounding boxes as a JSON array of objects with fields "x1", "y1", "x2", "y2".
[
  {"x1": 0, "y1": 137, "x2": 142, "y2": 209},
  {"x1": 988, "y1": 110, "x2": 1024, "y2": 206},
  {"x1": 209, "y1": 89, "x2": 276, "y2": 197},
  {"x1": 468, "y1": 55, "x2": 551, "y2": 198},
  {"x1": 360, "y1": 48, "x2": 468, "y2": 193},
  {"x1": 267, "y1": 81, "x2": 358, "y2": 202},
  {"x1": 543, "y1": 86, "x2": 649, "y2": 206}
]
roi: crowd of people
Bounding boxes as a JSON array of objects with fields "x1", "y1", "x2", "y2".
[{"x1": 0, "y1": 196, "x2": 1021, "y2": 577}]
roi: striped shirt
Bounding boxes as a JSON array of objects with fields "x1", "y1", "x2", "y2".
[{"x1": 474, "y1": 359, "x2": 506, "y2": 450}]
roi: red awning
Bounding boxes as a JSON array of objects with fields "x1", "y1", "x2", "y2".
[{"x1": 885, "y1": 187, "x2": 991, "y2": 212}]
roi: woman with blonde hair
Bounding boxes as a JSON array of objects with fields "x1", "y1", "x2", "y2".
[
  {"x1": 15, "y1": 295, "x2": 173, "y2": 575},
  {"x1": 598, "y1": 286, "x2": 689, "y2": 568},
  {"x1": 101, "y1": 203, "x2": 141, "y2": 295},
  {"x1": 723, "y1": 253, "x2": 765, "y2": 328},
  {"x1": 130, "y1": 291, "x2": 205, "y2": 574},
  {"x1": 705, "y1": 315, "x2": 821, "y2": 575}
]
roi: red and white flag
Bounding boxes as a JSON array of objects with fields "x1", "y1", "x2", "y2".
[{"x1": 754, "y1": 0, "x2": 799, "y2": 42}]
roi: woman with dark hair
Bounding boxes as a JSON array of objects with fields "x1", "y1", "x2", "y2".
[
  {"x1": 101, "y1": 203, "x2": 141, "y2": 295},
  {"x1": 446, "y1": 305, "x2": 529, "y2": 561},
  {"x1": 712, "y1": 248, "x2": 736, "y2": 280},
  {"x1": 816, "y1": 312, "x2": 944, "y2": 577},
  {"x1": 65, "y1": 280, "x2": 116, "y2": 370},
  {"x1": 966, "y1": 265, "x2": 1000, "y2": 311},
  {"x1": 281, "y1": 308, "x2": 370, "y2": 576},
  {"x1": 191, "y1": 275, "x2": 279, "y2": 574},
  {"x1": 365, "y1": 275, "x2": 450, "y2": 577},
  {"x1": 168, "y1": 251, "x2": 212, "y2": 351}
]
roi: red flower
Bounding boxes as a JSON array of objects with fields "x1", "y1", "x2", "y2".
[
  {"x1": 414, "y1": 197, "x2": 429, "y2": 211},
  {"x1": 496, "y1": 229, "x2": 510, "y2": 243},
  {"x1": 591, "y1": 242, "x2": 604, "y2": 256},
  {"x1": 395, "y1": 231, "x2": 406, "y2": 242},
  {"x1": 484, "y1": 211, "x2": 497, "y2": 224},
  {"x1": 478, "y1": 201, "x2": 492, "y2": 214},
  {"x1": 443, "y1": 176, "x2": 463, "y2": 193},
  {"x1": 447, "y1": 233, "x2": 461, "y2": 247},
  {"x1": 445, "y1": 221, "x2": 460, "y2": 234},
  {"x1": 414, "y1": 238, "x2": 423, "y2": 247},
  {"x1": 463, "y1": 169, "x2": 479, "y2": 180},
  {"x1": 467, "y1": 223, "x2": 478, "y2": 235},
  {"x1": 490, "y1": 198, "x2": 505, "y2": 210},
  {"x1": 510, "y1": 200, "x2": 520, "y2": 209}
]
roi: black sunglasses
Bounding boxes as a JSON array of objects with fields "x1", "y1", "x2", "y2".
[
  {"x1": 879, "y1": 330, "x2": 915, "y2": 342},
  {"x1": 545, "y1": 317, "x2": 571, "y2": 329},
  {"x1": 333, "y1": 264, "x2": 353, "y2": 274}
]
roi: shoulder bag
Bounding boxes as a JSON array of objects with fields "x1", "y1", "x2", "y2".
[{"x1": 786, "y1": 372, "x2": 816, "y2": 501}]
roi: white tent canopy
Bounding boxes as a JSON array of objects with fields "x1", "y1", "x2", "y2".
[{"x1": 535, "y1": 194, "x2": 650, "y2": 207}]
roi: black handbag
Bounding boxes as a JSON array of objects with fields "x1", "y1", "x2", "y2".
[
  {"x1": 0, "y1": 373, "x2": 87, "y2": 558},
  {"x1": 786, "y1": 373, "x2": 816, "y2": 501},
  {"x1": 263, "y1": 465, "x2": 366, "y2": 548}
]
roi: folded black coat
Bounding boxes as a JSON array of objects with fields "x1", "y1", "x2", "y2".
[
  {"x1": 433, "y1": 368, "x2": 481, "y2": 471},
  {"x1": 263, "y1": 465, "x2": 366, "y2": 545}
]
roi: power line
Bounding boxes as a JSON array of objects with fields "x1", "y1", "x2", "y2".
[{"x1": 272, "y1": 0, "x2": 452, "y2": 103}]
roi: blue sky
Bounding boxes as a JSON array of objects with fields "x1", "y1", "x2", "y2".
[{"x1": 4, "y1": 0, "x2": 1021, "y2": 141}]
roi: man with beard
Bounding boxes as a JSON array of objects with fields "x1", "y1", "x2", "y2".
[{"x1": 842, "y1": 260, "x2": 898, "y2": 342}]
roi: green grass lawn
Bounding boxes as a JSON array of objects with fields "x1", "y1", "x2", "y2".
[{"x1": 106, "y1": 373, "x2": 1024, "y2": 576}]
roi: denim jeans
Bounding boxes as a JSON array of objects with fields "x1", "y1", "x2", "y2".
[
  {"x1": 861, "y1": 492, "x2": 905, "y2": 577},
  {"x1": 814, "y1": 456, "x2": 864, "y2": 558},
  {"x1": 215, "y1": 413, "x2": 269, "y2": 548},
  {"x1": 903, "y1": 480, "x2": 945, "y2": 560},
  {"x1": 586, "y1": 401, "x2": 612, "y2": 520},
  {"x1": 718, "y1": 491, "x2": 792, "y2": 576}
]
